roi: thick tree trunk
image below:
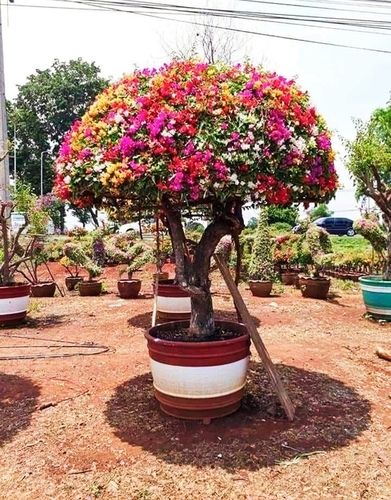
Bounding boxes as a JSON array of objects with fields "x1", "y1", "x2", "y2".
[
  {"x1": 162, "y1": 197, "x2": 244, "y2": 339},
  {"x1": 189, "y1": 292, "x2": 215, "y2": 337}
]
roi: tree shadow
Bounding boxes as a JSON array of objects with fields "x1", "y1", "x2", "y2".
[
  {"x1": 127, "y1": 309, "x2": 260, "y2": 329},
  {"x1": 105, "y1": 362, "x2": 371, "y2": 471},
  {"x1": 0, "y1": 373, "x2": 40, "y2": 446},
  {"x1": 0, "y1": 314, "x2": 68, "y2": 330}
]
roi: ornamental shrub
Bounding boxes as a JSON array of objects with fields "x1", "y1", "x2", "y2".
[
  {"x1": 346, "y1": 109, "x2": 391, "y2": 279},
  {"x1": 64, "y1": 243, "x2": 102, "y2": 281},
  {"x1": 248, "y1": 208, "x2": 276, "y2": 281},
  {"x1": 353, "y1": 215, "x2": 387, "y2": 257},
  {"x1": 55, "y1": 60, "x2": 337, "y2": 338}
]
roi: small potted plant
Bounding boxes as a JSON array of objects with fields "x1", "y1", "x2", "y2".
[
  {"x1": 60, "y1": 255, "x2": 84, "y2": 291},
  {"x1": 248, "y1": 208, "x2": 276, "y2": 297},
  {"x1": 64, "y1": 243, "x2": 103, "y2": 296},
  {"x1": 17, "y1": 239, "x2": 57, "y2": 297},
  {"x1": 272, "y1": 234, "x2": 300, "y2": 285},
  {"x1": 118, "y1": 242, "x2": 153, "y2": 299},
  {"x1": 298, "y1": 222, "x2": 333, "y2": 299},
  {"x1": 0, "y1": 201, "x2": 32, "y2": 324}
]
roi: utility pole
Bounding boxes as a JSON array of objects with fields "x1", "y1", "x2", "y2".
[
  {"x1": 13, "y1": 122, "x2": 16, "y2": 184},
  {"x1": 0, "y1": 5, "x2": 9, "y2": 202}
]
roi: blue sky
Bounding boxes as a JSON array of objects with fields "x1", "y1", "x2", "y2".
[{"x1": 3, "y1": 0, "x2": 391, "y2": 222}]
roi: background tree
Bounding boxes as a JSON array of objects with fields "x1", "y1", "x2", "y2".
[
  {"x1": 346, "y1": 106, "x2": 391, "y2": 279},
  {"x1": 309, "y1": 203, "x2": 333, "y2": 221},
  {"x1": 267, "y1": 206, "x2": 299, "y2": 227},
  {"x1": 8, "y1": 59, "x2": 109, "y2": 195}
]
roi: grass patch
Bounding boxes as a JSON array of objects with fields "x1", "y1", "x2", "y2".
[
  {"x1": 331, "y1": 235, "x2": 371, "y2": 255},
  {"x1": 330, "y1": 278, "x2": 361, "y2": 294}
]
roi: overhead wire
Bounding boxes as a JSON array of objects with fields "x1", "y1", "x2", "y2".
[
  {"x1": 65, "y1": 0, "x2": 391, "y2": 54},
  {"x1": 5, "y1": 0, "x2": 391, "y2": 53}
]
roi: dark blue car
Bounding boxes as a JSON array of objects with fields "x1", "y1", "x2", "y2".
[{"x1": 314, "y1": 217, "x2": 355, "y2": 236}]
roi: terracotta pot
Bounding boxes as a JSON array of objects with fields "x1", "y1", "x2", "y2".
[
  {"x1": 78, "y1": 281, "x2": 102, "y2": 296},
  {"x1": 145, "y1": 320, "x2": 250, "y2": 422},
  {"x1": 153, "y1": 279, "x2": 191, "y2": 321},
  {"x1": 281, "y1": 271, "x2": 299, "y2": 286},
  {"x1": 299, "y1": 276, "x2": 330, "y2": 300},
  {"x1": 117, "y1": 279, "x2": 142, "y2": 299},
  {"x1": 65, "y1": 276, "x2": 84, "y2": 291},
  {"x1": 31, "y1": 281, "x2": 56, "y2": 297},
  {"x1": 0, "y1": 283, "x2": 31, "y2": 325},
  {"x1": 153, "y1": 271, "x2": 169, "y2": 282},
  {"x1": 248, "y1": 280, "x2": 273, "y2": 297}
]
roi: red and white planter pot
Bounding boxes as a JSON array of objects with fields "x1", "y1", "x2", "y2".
[
  {"x1": 153, "y1": 279, "x2": 191, "y2": 322},
  {"x1": 0, "y1": 283, "x2": 31, "y2": 325},
  {"x1": 145, "y1": 320, "x2": 250, "y2": 422}
]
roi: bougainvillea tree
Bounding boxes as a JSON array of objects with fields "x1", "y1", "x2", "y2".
[
  {"x1": 347, "y1": 107, "x2": 391, "y2": 280},
  {"x1": 55, "y1": 60, "x2": 337, "y2": 338}
]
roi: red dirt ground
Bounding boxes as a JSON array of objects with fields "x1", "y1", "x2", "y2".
[{"x1": 0, "y1": 263, "x2": 390, "y2": 499}]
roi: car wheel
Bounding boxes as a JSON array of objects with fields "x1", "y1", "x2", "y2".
[{"x1": 347, "y1": 228, "x2": 355, "y2": 237}]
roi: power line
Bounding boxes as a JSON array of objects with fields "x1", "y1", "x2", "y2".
[
  {"x1": 6, "y1": 2, "x2": 391, "y2": 37},
  {"x1": 70, "y1": 0, "x2": 391, "y2": 54},
  {"x1": 6, "y1": 0, "x2": 391, "y2": 54}
]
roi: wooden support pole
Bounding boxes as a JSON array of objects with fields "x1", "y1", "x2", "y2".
[
  {"x1": 151, "y1": 212, "x2": 160, "y2": 328},
  {"x1": 214, "y1": 254, "x2": 295, "y2": 421}
]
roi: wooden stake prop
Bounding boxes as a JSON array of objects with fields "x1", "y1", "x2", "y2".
[
  {"x1": 376, "y1": 346, "x2": 391, "y2": 362},
  {"x1": 214, "y1": 254, "x2": 296, "y2": 421},
  {"x1": 151, "y1": 213, "x2": 160, "y2": 328}
]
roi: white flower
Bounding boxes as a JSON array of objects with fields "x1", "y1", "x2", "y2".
[
  {"x1": 63, "y1": 175, "x2": 71, "y2": 185},
  {"x1": 248, "y1": 181, "x2": 256, "y2": 189},
  {"x1": 291, "y1": 136, "x2": 307, "y2": 153},
  {"x1": 230, "y1": 173, "x2": 239, "y2": 185},
  {"x1": 161, "y1": 129, "x2": 175, "y2": 138},
  {"x1": 241, "y1": 143, "x2": 250, "y2": 151},
  {"x1": 114, "y1": 113, "x2": 123, "y2": 124}
]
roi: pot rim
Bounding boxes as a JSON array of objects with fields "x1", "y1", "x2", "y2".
[
  {"x1": 248, "y1": 279, "x2": 272, "y2": 284},
  {"x1": 299, "y1": 275, "x2": 330, "y2": 282},
  {"x1": 359, "y1": 275, "x2": 391, "y2": 285},
  {"x1": 146, "y1": 320, "x2": 249, "y2": 348},
  {"x1": 0, "y1": 282, "x2": 30, "y2": 289},
  {"x1": 118, "y1": 278, "x2": 141, "y2": 284},
  {"x1": 32, "y1": 281, "x2": 55, "y2": 286}
]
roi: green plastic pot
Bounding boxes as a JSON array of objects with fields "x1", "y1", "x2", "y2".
[{"x1": 359, "y1": 275, "x2": 391, "y2": 320}]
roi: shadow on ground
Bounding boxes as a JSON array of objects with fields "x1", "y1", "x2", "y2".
[
  {"x1": 105, "y1": 361, "x2": 371, "y2": 471},
  {"x1": 0, "y1": 373, "x2": 40, "y2": 446},
  {"x1": 1, "y1": 314, "x2": 69, "y2": 330},
  {"x1": 127, "y1": 310, "x2": 261, "y2": 329}
]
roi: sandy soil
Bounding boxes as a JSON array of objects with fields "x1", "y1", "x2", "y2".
[{"x1": 0, "y1": 264, "x2": 390, "y2": 499}]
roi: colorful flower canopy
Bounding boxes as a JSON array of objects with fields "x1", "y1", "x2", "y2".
[{"x1": 55, "y1": 60, "x2": 338, "y2": 209}]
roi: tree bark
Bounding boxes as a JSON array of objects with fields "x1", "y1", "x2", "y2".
[{"x1": 162, "y1": 198, "x2": 244, "y2": 339}]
